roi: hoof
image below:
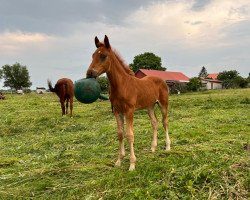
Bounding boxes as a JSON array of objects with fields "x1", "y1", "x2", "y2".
[
  {"x1": 115, "y1": 160, "x2": 121, "y2": 167},
  {"x1": 129, "y1": 163, "x2": 135, "y2": 171},
  {"x1": 165, "y1": 146, "x2": 171, "y2": 151}
]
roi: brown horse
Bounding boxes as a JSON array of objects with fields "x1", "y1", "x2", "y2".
[
  {"x1": 86, "y1": 35, "x2": 170, "y2": 171},
  {"x1": 48, "y1": 78, "x2": 74, "y2": 117}
]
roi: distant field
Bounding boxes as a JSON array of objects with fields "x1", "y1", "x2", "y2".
[{"x1": 0, "y1": 89, "x2": 249, "y2": 199}]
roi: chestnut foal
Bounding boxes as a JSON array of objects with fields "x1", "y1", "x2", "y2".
[
  {"x1": 87, "y1": 35, "x2": 170, "y2": 171},
  {"x1": 48, "y1": 78, "x2": 74, "y2": 117}
]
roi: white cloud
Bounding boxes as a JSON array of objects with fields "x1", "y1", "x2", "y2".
[
  {"x1": 0, "y1": 31, "x2": 56, "y2": 56},
  {"x1": 125, "y1": 0, "x2": 250, "y2": 48},
  {"x1": 1, "y1": 0, "x2": 250, "y2": 89}
]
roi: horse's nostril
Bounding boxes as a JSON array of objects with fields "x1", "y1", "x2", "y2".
[{"x1": 86, "y1": 70, "x2": 93, "y2": 78}]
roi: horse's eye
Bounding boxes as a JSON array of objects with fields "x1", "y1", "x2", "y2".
[{"x1": 100, "y1": 54, "x2": 107, "y2": 61}]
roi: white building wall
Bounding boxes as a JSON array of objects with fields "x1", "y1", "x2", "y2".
[
  {"x1": 207, "y1": 82, "x2": 222, "y2": 89},
  {"x1": 212, "y1": 82, "x2": 222, "y2": 89},
  {"x1": 201, "y1": 80, "x2": 222, "y2": 90}
]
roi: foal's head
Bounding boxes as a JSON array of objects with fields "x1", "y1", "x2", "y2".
[{"x1": 86, "y1": 35, "x2": 113, "y2": 78}]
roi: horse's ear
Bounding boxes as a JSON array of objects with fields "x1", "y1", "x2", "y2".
[
  {"x1": 104, "y1": 35, "x2": 111, "y2": 49},
  {"x1": 95, "y1": 36, "x2": 101, "y2": 48}
]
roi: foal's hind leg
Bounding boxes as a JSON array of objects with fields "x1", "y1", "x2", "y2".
[
  {"x1": 69, "y1": 97, "x2": 73, "y2": 117},
  {"x1": 66, "y1": 98, "x2": 69, "y2": 115},
  {"x1": 60, "y1": 99, "x2": 66, "y2": 115},
  {"x1": 161, "y1": 106, "x2": 171, "y2": 151},
  {"x1": 114, "y1": 111, "x2": 125, "y2": 167},
  {"x1": 148, "y1": 107, "x2": 158, "y2": 152}
]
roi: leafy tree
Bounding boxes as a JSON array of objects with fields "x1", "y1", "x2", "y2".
[
  {"x1": 217, "y1": 70, "x2": 247, "y2": 88},
  {"x1": 217, "y1": 70, "x2": 239, "y2": 81},
  {"x1": 198, "y1": 66, "x2": 208, "y2": 78},
  {"x1": 187, "y1": 77, "x2": 202, "y2": 91},
  {"x1": 235, "y1": 76, "x2": 248, "y2": 88},
  {"x1": 0, "y1": 69, "x2": 2, "y2": 79},
  {"x1": 247, "y1": 73, "x2": 250, "y2": 81},
  {"x1": 1, "y1": 63, "x2": 32, "y2": 90},
  {"x1": 129, "y1": 52, "x2": 166, "y2": 73},
  {"x1": 97, "y1": 76, "x2": 109, "y2": 93}
]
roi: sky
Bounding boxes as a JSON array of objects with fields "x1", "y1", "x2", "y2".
[{"x1": 0, "y1": 0, "x2": 250, "y2": 89}]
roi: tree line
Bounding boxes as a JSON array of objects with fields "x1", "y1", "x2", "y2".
[
  {"x1": 1, "y1": 54, "x2": 249, "y2": 93},
  {"x1": 99, "y1": 54, "x2": 250, "y2": 93},
  {"x1": 187, "y1": 66, "x2": 249, "y2": 92}
]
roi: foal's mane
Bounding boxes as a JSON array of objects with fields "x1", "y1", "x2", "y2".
[{"x1": 112, "y1": 49, "x2": 135, "y2": 76}]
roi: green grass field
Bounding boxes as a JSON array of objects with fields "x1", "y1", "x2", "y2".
[{"x1": 0, "y1": 89, "x2": 249, "y2": 199}]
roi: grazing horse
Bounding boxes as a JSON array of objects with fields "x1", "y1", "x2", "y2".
[
  {"x1": 48, "y1": 78, "x2": 74, "y2": 117},
  {"x1": 86, "y1": 35, "x2": 170, "y2": 171}
]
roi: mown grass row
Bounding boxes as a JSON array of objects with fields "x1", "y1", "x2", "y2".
[{"x1": 0, "y1": 89, "x2": 249, "y2": 199}]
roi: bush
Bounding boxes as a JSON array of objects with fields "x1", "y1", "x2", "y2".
[
  {"x1": 97, "y1": 76, "x2": 109, "y2": 93},
  {"x1": 23, "y1": 88, "x2": 32, "y2": 93},
  {"x1": 168, "y1": 82, "x2": 188, "y2": 94},
  {"x1": 218, "y1": 70, "x2": 248, "y2": 88},
  {"x1": 187, "y1": 77, "x2": 202, "y2": 92},
  {"x1": 236, "y1": 76, "x2": 248, "y2": 88}
]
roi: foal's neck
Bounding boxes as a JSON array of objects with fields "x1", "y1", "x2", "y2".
[{"x1": 107, "y1": 54, "x2": 131, "y2": 89}]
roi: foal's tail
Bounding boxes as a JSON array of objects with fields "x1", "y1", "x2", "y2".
[{"x1": 47, "y1": 80, "x2": 56, "y2": 92}]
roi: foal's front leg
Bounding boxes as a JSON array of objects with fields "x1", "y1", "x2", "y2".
[
  {"x1": 114, "y1": 111, "x2": 125, "y2": 167},
  {"x1": 125, "y1": 110, "x2": 136, "y2": 171}
]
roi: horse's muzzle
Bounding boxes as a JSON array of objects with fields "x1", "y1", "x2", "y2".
[{"x1": 86, "y1": 69, "x2": 98, "y2": 78}]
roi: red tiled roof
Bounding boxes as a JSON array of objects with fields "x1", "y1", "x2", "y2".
[
  {"x1": 136, "y1": 69, "x2": 190, "y2": 82},
  {"x1": 207, "y1": 73, "x2": 219, "y2": 80}
]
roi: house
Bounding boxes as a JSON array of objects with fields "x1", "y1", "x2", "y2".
[
  {"x1": 207, "y1": 73, "x2": 218, "y2": 80},
  {"x1": 36, "y1": 87, "x2": 46, "y2": 94},
  {"x1": 201, "y1": 73, "x2": 222, "y2": 90},
  {"x1": 135, "y1": 69, "x2": 190, "y2": 83},
  {"x1": 135, "y1": 69, "x2": 190, "y2": 94}
]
